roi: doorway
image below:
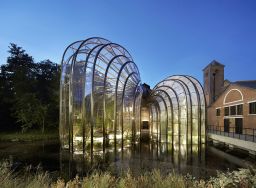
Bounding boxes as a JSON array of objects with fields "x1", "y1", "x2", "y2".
[
  {"x1": 142, "y1": 121, "x2": 149, "y2": 129},
  {"x1": 141, "y1": 121, "x2": 149, "y2": 142},
  {"x1": 224, "y1": 119, "x2": 229, "y2": 132},
  {"x1": 235, "y1": 118, "x2": 243, "y2": 134}
]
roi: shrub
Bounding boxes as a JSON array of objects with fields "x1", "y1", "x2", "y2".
[{"x1": 1, "y1": 161, "x2": 256, "y2": 188}]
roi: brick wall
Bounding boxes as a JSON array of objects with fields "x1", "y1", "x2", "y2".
[{"x1": 207, "y1": 84, "x2": 256, "y2": 130}]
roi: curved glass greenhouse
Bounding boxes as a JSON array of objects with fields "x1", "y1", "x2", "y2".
[
  {"x1": 59, "y1": 37, "x2": 206, "y2": 155},
  {"x1": 149, "y1": 75, "x2": 206, "y2": 145},
  {"x1": 59, "y1": 37, "x2": 142, "y2": 154}
]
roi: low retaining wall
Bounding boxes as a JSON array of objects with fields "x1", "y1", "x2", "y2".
[{"x1": 208, "y1": 133, "x2": 256, "y2": 154}]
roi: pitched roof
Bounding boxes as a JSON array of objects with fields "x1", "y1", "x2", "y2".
[
  {"x1": 233, "y1": 80, "x2": 256, "y2": 90},
  {"x1": 202, "y1": 60, "x2": 225, "y2": 71},
  {"x1": 211, "y1": 80, "x2": 256, "y2": 106}
]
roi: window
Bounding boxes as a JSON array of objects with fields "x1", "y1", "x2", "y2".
[
  {"x1": 216, "y1": 108, "x2": 220, "y2": 116},
  {"x1": 224, "y1": 107, "x2": 229, "y2": 116},
  {"x1": 249, "y1": 102, "x2": 256, "y2": 114},
  {"x1": 230, "y1": 106, "x2": 236, "y2": 115},
  {"x1": 237, "y1": 104, "x2": 243, "y2": 115},
  {"x1": 225, "y1": 104, "x2": 243, "y2": 116}
]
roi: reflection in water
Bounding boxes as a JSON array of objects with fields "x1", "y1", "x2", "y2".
[
  {"x1": 60, "y1": 142, "x2": 209, "y2": 179},
  {"x1": 1, "y1": 140, "x2": 254, "y2": 181}
]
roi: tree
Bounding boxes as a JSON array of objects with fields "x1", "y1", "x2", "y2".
[
  {"x1": 0, "y1": 43, "x2": 60, "y2": 133},
  {"x1": 0, "y1": 65, "x2": 15, "y2": 131},
  {"x1": 5, "y1": 44, "x2": 37, "y2": 132},
  {"x1": 14, "y1": 93, "x2": 35, "y2": 132},
  {"x1": 35, "y1": 60, "x2": 60, "y2": 129},
  {"x1": 0, "y1": 44, "x2": 36, "y2": 131},
  {"x1": 7, "y1": 43, "x2": 36, "y2": 96}
]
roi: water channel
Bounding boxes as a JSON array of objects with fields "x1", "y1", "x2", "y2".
[{"x1": 0, "y1": 139, "x2": 255, "y2": 180}]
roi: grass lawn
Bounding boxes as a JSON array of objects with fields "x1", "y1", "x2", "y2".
[{"x1": 0, "y1": 130, "x2": 59, "y2": 142}]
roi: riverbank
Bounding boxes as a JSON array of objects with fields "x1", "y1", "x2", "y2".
[
  {"x1": 0, "y1": 131, "x2": 58, "y2": 142},
  {"x1": 0, "y1": 161, "x2": 256, "y2": 188}
]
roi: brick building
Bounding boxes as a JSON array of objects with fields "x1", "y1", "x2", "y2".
[{"x1": 204, "y1": 60, "x2": 256, "y2": 134}]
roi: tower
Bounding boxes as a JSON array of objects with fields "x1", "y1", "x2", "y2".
[{"x1": 203, "y1": 60, "x2": 225, "y2": 106}]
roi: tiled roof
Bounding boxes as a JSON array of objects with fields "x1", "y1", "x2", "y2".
[
  {"x1": 233, "y1": 80, "x2": 256, "y2": 90},
  {"x1": 213, "y1": 80, "x2": 256, "y2": 102}
]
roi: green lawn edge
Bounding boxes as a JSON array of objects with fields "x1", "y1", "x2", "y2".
[{"x1": 0, "y1": 131, "x2": 59, "y2": 142}]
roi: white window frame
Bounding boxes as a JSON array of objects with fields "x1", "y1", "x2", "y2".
[{"x1": 248, "y1": 101, "x2": 256, "y2": 115}]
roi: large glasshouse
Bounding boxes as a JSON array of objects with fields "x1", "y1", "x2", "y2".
[{"x1": 59, "y1": 37, "x2": 206, "y2": 154}]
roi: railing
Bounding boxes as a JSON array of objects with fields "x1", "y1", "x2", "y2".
[{"x1": 208, "y1": 125, "x2": 256, "y2": 143}]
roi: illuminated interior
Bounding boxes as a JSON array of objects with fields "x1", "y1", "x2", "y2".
[
  {"x1": 59, "y1": 37, "x2": 206, "y2": 155},
  {"x1": 149, "y1": 75, "x2": 206, "y2": 145},
  {"x1": 59, "y1": 37, "x2": 142, "y2": 154}
]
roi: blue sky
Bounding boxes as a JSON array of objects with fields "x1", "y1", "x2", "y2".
[{"x1": 0, "y1": 0, "x2": 256, "y2": 86}]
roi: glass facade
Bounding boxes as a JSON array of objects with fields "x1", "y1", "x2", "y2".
[
  {"x1": 59, "y1": 37, "x2": 142, "y2": 154},
  {"x1": 149, "y1": 75, "x2": 206, "y2": 145},
  {"x1": 59, "y1": 37, "x2": 206, "y2": 155}
]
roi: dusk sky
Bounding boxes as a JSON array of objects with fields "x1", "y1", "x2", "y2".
[{"x1": 0, "y1": 0, "x2": 256, "y2": 87}]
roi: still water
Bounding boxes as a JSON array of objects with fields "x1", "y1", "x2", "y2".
[{"x1": 0, "y1": 140, "x2": 255, "y2": 180}]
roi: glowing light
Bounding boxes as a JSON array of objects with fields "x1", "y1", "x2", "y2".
[
  {"x1": 74, "y1": 151, "x2": 83, "y2": 155},
  {"x1": 93, "y1": 137, "x2": 103, "y2": 143},
  {"x1": 74, "y1": 136, "x2": 83, "y2": 142},
  {"x1": 60, "y1": 38, "x2": 205, "y2": 156},
  {"x1": 108, "y1": 134, "x2": 122, "y2": 140}
]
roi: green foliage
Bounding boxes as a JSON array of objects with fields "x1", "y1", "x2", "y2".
[
  {"x1": 0, "y1": 131, "x2": 58, "y2": 142},
  {"x1": 203, "y1": 168, "x2": 256, "y2": 188},
  {"x1": 1, "y1": 160, "x2": 256, "y2": 188},
  {"x1": 0, "y1": 43, "x2": 60, "y2": 132},
  {"x1": 14, "y1": 93, "x2": 47, "y2": 132},
  {"x1": 0, "y1": 161, "x2": 51, "y2": 188}
]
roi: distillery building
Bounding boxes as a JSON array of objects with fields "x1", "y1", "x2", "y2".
[{"x1": 204, "y1": 60, "x2": 256, "y2": 136}]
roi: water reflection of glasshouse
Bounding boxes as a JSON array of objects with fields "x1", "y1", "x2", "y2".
[{"x1": 59, "y1": 37, "x2": 206, "y2": 155}]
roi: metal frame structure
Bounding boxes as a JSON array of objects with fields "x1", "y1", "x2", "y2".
[
  {"x1": 59, "y1": 37, "x2": 142, "y2": 154},
  {"x1": 149, "y1": 75, "x2": 206, "y2": 145},
  {"x1": 59, "y1": 37, "x2": 206, "y2": 156}
]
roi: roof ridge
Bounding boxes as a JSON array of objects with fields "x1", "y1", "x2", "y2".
[
  {"x1": 203, "y1": 60, "x2": 225, "y2": 71},
  {"x1": 234, "y1": 80, "x2": 256, "y2": 83}
]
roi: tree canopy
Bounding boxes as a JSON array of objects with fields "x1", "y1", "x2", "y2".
[{"x1": 0, "y1": 43, "x2": 60, "y2": 132}]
